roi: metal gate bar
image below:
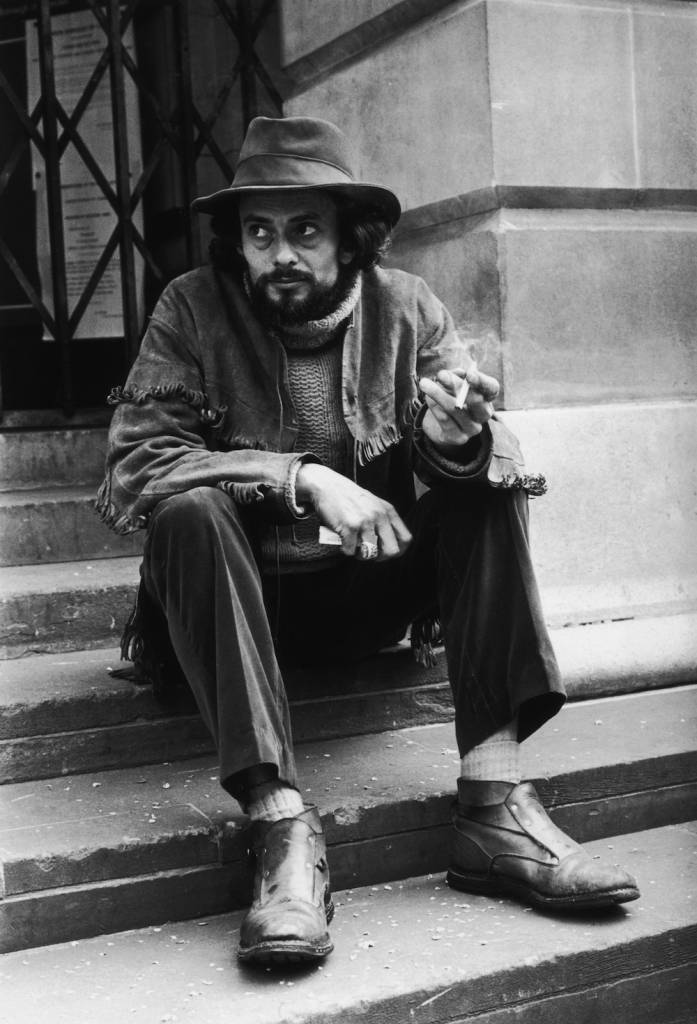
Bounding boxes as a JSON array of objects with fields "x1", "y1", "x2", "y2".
[
  {"x1": 106, "y1": 0, "x2": 140, "y2": 364},
  {"x1": 0, "y1": 0, "x2": 282, "y2": 419},
  {"x1": 174, "y1": 0, "x2": 200, "y2": 270},
  {"x1": 37, "y1": 0, "x2": 73, "y2": 412}
]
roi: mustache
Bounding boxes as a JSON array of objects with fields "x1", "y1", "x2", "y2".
[{"x1": 259, "y1": 270, "x2": 314, "y2": 284}]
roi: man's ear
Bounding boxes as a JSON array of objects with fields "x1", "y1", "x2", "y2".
[{"x1": 339, "y1": 248, "x2": 354, "y2": 265}]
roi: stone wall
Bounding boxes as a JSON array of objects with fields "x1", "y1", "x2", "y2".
[{"x1": 280, "y1": 0, "x2": 697, "y2": 630}]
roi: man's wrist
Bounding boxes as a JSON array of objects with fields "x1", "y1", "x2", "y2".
[
  {"x1": 287, "y1": 455, "x2": 324, "y2": 517},
  {"x1": 430, "y1": 424, "x2": 483, "y2": 461},
  {"x1": 295, "y1": 461, "x2": 327, "y2": 506}
]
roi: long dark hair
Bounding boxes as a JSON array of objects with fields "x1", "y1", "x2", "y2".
[{"x1": 208, "y1": 193, "x2": 393, "y2": 274}]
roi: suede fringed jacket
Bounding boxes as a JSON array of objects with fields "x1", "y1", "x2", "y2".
[{"x1": 97, "y1": 265, "x2": 542, "y2": 540}]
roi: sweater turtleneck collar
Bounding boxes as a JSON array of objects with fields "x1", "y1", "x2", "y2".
[{"x1": 245, "y1": 273, "x2": 362, "y2": 352}]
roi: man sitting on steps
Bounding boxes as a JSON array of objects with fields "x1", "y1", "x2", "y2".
[{"x1": 97, "y1": 115, "x2": 639, "y2": 965}]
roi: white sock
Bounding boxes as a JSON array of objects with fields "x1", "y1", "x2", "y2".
[
  {"x1": 247, "y1": 782, "x2": 305, "y2": 823},
  {"x1": 460, "y1": 719, "x2": 521, "y2": 784}
]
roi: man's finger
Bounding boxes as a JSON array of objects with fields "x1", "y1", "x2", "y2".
[
  {"x1": 435, "y1": 369, "x2": 465, "y2": 395},
  {"x1": 465, "y1": 368, "x2": 500, "y2": 402},
  {"x1": 388, "y1": 510, "x2": 413, "y2": 552},
  {"x1": 338, "y1": 523, "x2": 360, "y2": 557},
  {"x1": 420, "y1": 377, "x2": 456, "y2": 412},
  {"x1": 424, "y1": 394, "x2": 453, "y2": 422},
  {"x1": 465, "y1": 393, "x2": 495, "y2": 424}
]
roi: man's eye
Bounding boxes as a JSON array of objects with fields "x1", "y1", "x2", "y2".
[
  {"x1": 296, "y1": 222, "x2": 319, "y2": 238},
  {"x1": 247, "y1": 224, "x2": 270, "y2": 241}
]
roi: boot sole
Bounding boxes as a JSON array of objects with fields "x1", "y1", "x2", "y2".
[
  {"x1": 237, "y1": 898, "x2": 335, "y2": 965},
  {"x1": 237, "y1": 937, "x2": 334, "y2": 965},
  {"x1": 446, "y1": 867, "x2": 640, "y2": 910}
]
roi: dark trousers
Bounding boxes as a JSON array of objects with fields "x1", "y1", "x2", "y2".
[{"x1": 141, "y1": 484, "x2": 565, "y2": 801}]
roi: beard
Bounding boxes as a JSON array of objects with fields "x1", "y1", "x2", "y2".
[{"x1": 247, "y1": 264, "x2": 357, "y2": 329}]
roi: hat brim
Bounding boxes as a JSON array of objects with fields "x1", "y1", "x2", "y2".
[{"x1": 191, "y1": 182, "x2": 401, "y2": 228}]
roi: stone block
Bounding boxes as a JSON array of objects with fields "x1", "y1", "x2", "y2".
[
  {"x1": 497, "y1": 209, "x2": 697, "y2": 407},
  {"x1": 280, "y1": 0, "x2": 404, "y2": 66},
  {"x1": 285, "y1": 3, "x2": 493, "y2": 211},
  {"x1": 0, "y1": 488, "x2": 143, "y2": 567},
  {"x1": 390, "y1": 208, "x2": 697, "y2": 409},
  {"x1": 633, "y1": 5, "x2": 697, "y2": 189},
  {"x1": 487, "y1": 0, "x2": 637, "y2": 188},
  {"x1": 502, "y1": 401, "x2": 697, "y2": 626},
  {"x1": 389, "y1": 213, "x2": 504, "y2": 385},
  {"x1": 0, "y1": 429, "x2": 108, "y2": 491},
  {"x1": 0, "y1": 557, "x2": 141, "y2": 657}
]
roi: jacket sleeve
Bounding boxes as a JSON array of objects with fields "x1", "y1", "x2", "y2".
[
  {"x1": 410, "y1": 279, "x2": 547, "y2": 496},
  {"x1": 96, "y1": 289, "x2": 315, "y2": 535}
]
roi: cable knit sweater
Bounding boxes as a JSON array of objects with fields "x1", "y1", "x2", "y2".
[{"x1": 260, "y1": 329, "x2": 352, "y2": 572}]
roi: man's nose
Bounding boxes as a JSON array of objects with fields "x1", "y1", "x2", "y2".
[{"x1": 272, "y1": 234, "x2": 298, "y2": 268}]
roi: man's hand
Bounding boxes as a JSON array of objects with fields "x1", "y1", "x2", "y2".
[
  {"x1": 419, "y1": 367, "x2": 499, "y2": 452},
  {"x1": 296, "y1": 463, "x2": 412, "y2": 560}
]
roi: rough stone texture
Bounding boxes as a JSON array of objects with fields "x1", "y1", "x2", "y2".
[
  {"x1": 502, "y1": 401, "x2": 697, "y2": 625},
  {"x1": 0, "y1": 556, "x2": 140, "y2": 658},
  {"x1": 0, "y1": 686, "x2": 694, "y2": 938},
  {"x1": 1, "y1": 823, "x2": 695, "y2": 1024},
  {"x1": 0, "y1": 429, "x2": 108, "y2": 491},
  {"x1": 284, "y1": 2, "x2": 493, "y2": 213},
  {"x1": 2, "y1": 613, "x2": 695, "y2": 784},
  {"x1": 284, "y1": 0, "x2": 697, "y2": 197},
  {"x1": 388, "y1": 216, "x2": 504, "y2": 388},
  {"x1": 497, "y1": 209, "x2": 697, "y2": 408},
  {"x1": 393, "y1": 208, "x2": 697, "y2": 408},
  {"x1": 633, "y1": 4, "x2": 697, "y2": 190},
  {"x1": 487, "y1": 0, "x2": 637, "y2": 188},
  {"x1": 0, "y1": 487, "x2": 143, "y2": 566},
  {"x1": 280, "y1": 0, "x2": 405, "y2": 65}
]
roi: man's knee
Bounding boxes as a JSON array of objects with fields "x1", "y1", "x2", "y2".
[{"x1": 148, "y1": 486, "x2": 240, "y2": 540}]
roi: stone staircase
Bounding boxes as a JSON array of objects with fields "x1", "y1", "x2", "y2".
[{"x1": 1, "y1": 423, "x2": 696, "y2": 1023}]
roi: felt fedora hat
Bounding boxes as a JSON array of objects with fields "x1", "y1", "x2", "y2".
[{"x1": 192, "y1": 115, "x2": 401, "y2": 227}]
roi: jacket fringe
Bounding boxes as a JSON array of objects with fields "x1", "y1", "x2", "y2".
[
  {"x1": 410, "y1": 612, "x2": 443, "y2": 668},
  {"x1": 355, "y1": 393, "x2": 421, "y2": 467},
  {"x1": 216, "y1": 480, "x2": 268, "y2": 504},
  {"x1": 107, "y1": 383, "x2": 226, "y2": 428},
  {"x1": 401, "y1": 393, "x2": 422, "y2": 428},
  {"x1": 497, "y1": 471, "x2": 548, "y2": 498},
  {"x1": 120, "y1": 586, "x2": 145, "y2": 664},
  {"x1": 356, "y1": 422, "x2": 403, "y2": 467},
  {"x1": 117, "y1": 582, "x2": 194, "y2": 706},
  {"x1": 214, "y1": 430, "x2": 271, "y2": 452},
  {"x1": 94, "y1": 476, "x2": 147, "y2": 534}
]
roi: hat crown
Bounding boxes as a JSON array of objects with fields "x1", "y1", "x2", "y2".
[
  {"x1": 236, "y1": 116, "x2": 355, "y2": 181},
  {"x1": 191, "y1": 115, "x2": 401, "y2": 227}
]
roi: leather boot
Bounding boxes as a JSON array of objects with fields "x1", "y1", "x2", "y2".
[
  {"x1": 238, "y1": 806, "x2": 334, "y2": 964},
  {"x1": 448, "y1": 779, "x2": 640, "y2": 910}
]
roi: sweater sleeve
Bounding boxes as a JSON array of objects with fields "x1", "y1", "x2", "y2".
[{"x1": 96, "y1": 286, "x2": 316, "y2": 534}]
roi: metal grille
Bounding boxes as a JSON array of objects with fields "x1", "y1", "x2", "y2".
[{"x1": 0, "y1": 0, "x2": 282, "y2": 417}]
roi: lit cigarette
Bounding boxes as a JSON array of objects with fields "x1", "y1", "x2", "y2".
[{"x1": 454, "y1": 363, "x2": 476, "y2": 409}]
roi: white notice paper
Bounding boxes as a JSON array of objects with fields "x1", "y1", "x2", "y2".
[{"x1": 26, "y1": 8, "x2": 144, "y2": 339}]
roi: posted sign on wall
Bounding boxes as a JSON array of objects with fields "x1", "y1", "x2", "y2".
[{"x1": 26, "y1": 9, "x2": 144, "y2": 339}]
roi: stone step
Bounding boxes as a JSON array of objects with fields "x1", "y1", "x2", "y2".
[
  {"x1": 0, "y1": 556, "x2": 141, "y2": 658},
  {"x1": 0, "y1": 644, "x2": 453, "y2": 783},
  {"x1": 0, "y1": 427, "x2": 108, "y2": 491},
  {"x1": 0, "y1": 486, "x2": 143, "y2": 566},
  {"x1": 3, "y1": 537, "x2": 697, "y2": 661},
  {"x1": 1, "y1": 822, "x2": 696, "y2": 1024},
  {"x1": 1, "y1": 612, "x2": 696, "y2": 782},
  {"x1": 1, "y1": 685, "x2": 695, "y2": 952}
]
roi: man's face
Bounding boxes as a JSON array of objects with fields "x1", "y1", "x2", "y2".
[{"x1": 238, "y1": 190, "x2": 352, "y2": 325}]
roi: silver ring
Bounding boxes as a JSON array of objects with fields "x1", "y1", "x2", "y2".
[{"x1": 359, "y1": 540, "x2": 379, "y2": 560}]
